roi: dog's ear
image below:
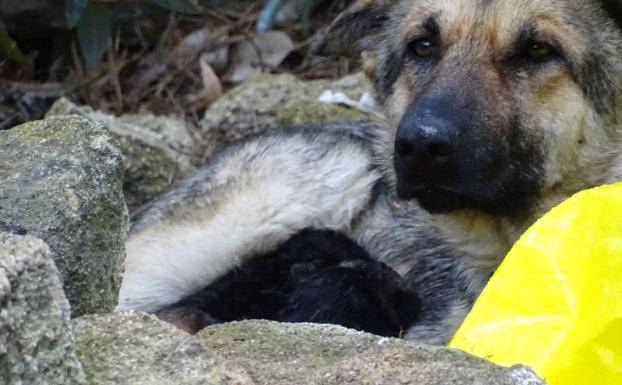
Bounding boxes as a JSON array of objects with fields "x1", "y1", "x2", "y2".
[
  {"x1": 310, "y1": 0, "x2": 395, "y2": 57},
  {"x1": 600, "y1": 0, "x2": 622, "y2": 29}
]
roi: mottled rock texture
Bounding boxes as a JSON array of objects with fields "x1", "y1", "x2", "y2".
[
  {"x1": 0, "y1": 232, "x2": 85, "y2": 385},
  {"x1": 0, "y1": 115, "x2": 128, "y2": 316},
  {"x1": 201, "y1": 73, "x2": 371, "y2": 155},
  {"x1": 74, "y1": 312, "x2": 254, "y2": 385},
  {"x1": 47, "y1": 98, "x2": 197, "y2": 211},
  {"x1": 75, "y1": 313, "x2": 546, "y2": 385},
  {"x1": 200, "y1": 320, "x2": 547, "y2": 385}
]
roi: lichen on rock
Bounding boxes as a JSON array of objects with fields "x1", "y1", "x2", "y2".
[
  {"x1": 275, "y1": 100, "x2": 368, "y2": 127},
  {"x1": 47, "y1": 98, "x2": 197, "y2": 211},
  {"x1": 199, "y1": 320, "x2": 547, "y2": 385},
  {"x1": 73, "y1": 312, "x2": 254, "y2": 385},
  {"x1": 0, "y1": 115, "x2": 128, "y2": 316},
  {"x1": 74, "y1": 313, "x2": 547, "y2": 385},
  {"x1": 201, "y1": 73, "x2": 371, "y2": 156},
  {"x1": 0, "y1": 232, "x2": 85, "y2": 385}
]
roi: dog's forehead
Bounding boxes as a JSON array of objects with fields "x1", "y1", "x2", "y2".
[{"x1": 395, "y1": 0, "x2": 588, "y2": 47}]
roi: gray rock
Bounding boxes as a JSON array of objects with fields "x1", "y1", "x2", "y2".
[
  {"x1": 199, "y1": 320, "x2": 548, "y2": 385},
  {"x1": 0, "y1": 232, "x2": 85, "y2": 385},
  {"x1": 47, "y1": 98, "x2": 198, "y2": 211},
  {"x1": 201, "y1": 73, "x2": 371, "y2": 157},
  {"x1": 73, "y1": 312, "x2": 254, "y2": 385},
  {"x1": 73, "y1": 313, "x2": 546, "y2": 385},
  {"x1": 0, "y1": 115, "x2": 128, "y2": 316}
]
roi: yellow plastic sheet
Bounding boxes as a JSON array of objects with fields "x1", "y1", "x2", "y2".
[{"x1": 450, "y1": 183, "x2": 622, "y2": 385}]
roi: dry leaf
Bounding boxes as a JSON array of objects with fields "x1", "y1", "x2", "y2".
[
  {"x1": 199, "y1": 53, "x2": 223, "y2": 105},
  {"x1": 227, "y1": 31, "x2": 294, "y2": 83}
]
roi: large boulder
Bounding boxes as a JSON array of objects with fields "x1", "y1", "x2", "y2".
[
  {"x1": 201, "y1": 73, "x2": 371, "y2": 156},
  {"x1": 74, "y1": 312, "x2": 254, "y2": 385},
  {"x1": 0, "y1": 115, "x2": 128, "y2": 316},
  {"x1": 75, "y1": 313, "x2": 546, "y2": 385},
  {"x1": 0, "y1": 232, "x2": 85, "y2": 385},
  {"x1": 47, "y1": 98, "x2": 197, "y2": 211}
]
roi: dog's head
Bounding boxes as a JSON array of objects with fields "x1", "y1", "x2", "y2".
[{"x1": 316, "y1": 0, "x2": 622, "y2": 216}]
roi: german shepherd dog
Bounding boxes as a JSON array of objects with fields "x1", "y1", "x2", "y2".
[{"x1": 117, "y1": 0, "x2": 622, "y2": 345}]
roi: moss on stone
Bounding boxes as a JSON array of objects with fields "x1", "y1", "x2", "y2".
[
  {"x1": 198, "y1": 320, "x2": 548, "y2": 385},
  {"x1": 47, "y1": 98, "x2": 197, "y2": 212},
  {"x1": 201, "y1": 73, "x2": 373, "y2": 158},
  {"x1": 0, "y1": 115, "x2": 128, "y2": 316},
  {"x1": 73, "y1": 313, "x2": 251, "y2": 385},
  {"x1": 0, "y1": 233, "x2": 86, "y2": 385},
  {"x1": 276, "y1": 100, "x2": 367, "y2": 127},
  {"x1": 72, "y1": 314, "x2": 547, "y2": 385}
]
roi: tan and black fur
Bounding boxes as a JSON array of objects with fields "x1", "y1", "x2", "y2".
[{"x1": 117, "y1": 0, "x2": 622, "y2": 344}]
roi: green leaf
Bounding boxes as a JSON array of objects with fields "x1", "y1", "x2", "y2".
[
  {"x1": 300, "y1": 0, "x2": 314, "y2": 36},
  {"x1": 65, "y1": 0, "x2": 88, "y2": 28},
  {"x1": 76, "y1": 2, "x2": 111, "y2": 68},
  {"x1": 149, "y1": 0, "x2": 202, "y2": 15},
  {"x1": 0, "y1": 19, "x2": 26, "y2": 65}
]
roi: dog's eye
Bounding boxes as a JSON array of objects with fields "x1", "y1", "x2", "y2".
[
  {"x1": 408, "y1": 37, "x2": 437, "y2": 59},
  {"x1": 524, "y1": 41, "x2": 557, "y2": 62}
]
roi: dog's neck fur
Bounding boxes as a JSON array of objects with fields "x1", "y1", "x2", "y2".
[{"x1": 430, "y1": 133, "x2": 622, "y2": 295}]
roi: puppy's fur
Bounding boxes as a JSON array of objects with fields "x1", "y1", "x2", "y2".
[
  {"x1": 118, "y1": 0, "x2": 622, "y2": 344},
  {"x1": 156, "y1": 229, "x2": 420, "y2": 337}
]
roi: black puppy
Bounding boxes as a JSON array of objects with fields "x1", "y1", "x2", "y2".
[{"x1": 157, "y1": 229, "x2": 420, "y2": 337}]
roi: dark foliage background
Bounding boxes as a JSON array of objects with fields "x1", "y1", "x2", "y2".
[{"x1": 0, "y1": 0, "x2": 358, "y2": 129}]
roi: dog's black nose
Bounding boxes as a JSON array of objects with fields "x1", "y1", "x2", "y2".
[{"x1": 395, "y1": 112, "x2": 459, "y2": 169}]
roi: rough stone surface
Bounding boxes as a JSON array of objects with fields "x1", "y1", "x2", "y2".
[
  {"x1": 0, "y1": 115, "x2": 128, "y2": 316},
  {"x1": 201, "y1": 73, "x2": 371, "y2": 155},
  {"x1": 75, "y1": 313, "x2": 546, "y2": 385},
  {"x1": 0, "y1": 232, "x2": 85, "y2": 385},
  {"x1": 47, "y1": 98, "x2": 197, "y2": 211},
  {"x1": 73, "y1": 312, "x2": 254, "y2": 385},
  {"x1": 199, "y1": 320, "x2": 548, "y2": 385}
]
